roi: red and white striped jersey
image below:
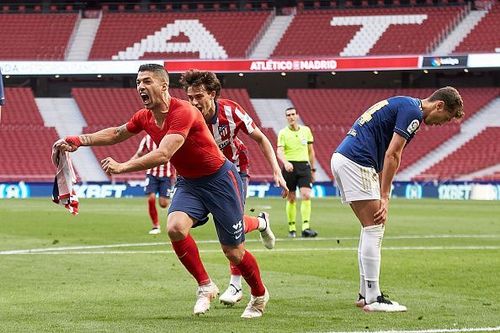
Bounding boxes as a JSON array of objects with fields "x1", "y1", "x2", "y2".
[
  {"x1": 137, "y1": 135, "x2": 175, "y2": 177},
  {"x1": 206, "y1": 98, "x2": 256, "y2": 174}
]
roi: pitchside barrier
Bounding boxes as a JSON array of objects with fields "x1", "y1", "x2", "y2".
[{"x1": 1, "y1": 181, "x2": 500, "y2": 200}]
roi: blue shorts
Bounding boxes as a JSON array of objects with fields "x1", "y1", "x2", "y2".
[
  {"x1": 168, "y1": 160, "x2": 245, "y2": 246},
  {"x1": 145, "y1": 174, "x2": 172, "y2": 198}
]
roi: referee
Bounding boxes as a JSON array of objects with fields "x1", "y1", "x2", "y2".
[
  {"x1": 0, "y1": 67, "x2": 4, "y2": 123},
  {"x1": 277, "y1": 107, "x2": 317, "y2": 238}
]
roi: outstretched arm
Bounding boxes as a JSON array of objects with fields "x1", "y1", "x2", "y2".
[
  {"x1": 374, "y1": 132, "x2": 406, "y2": 224},
  {"x1": 101, "y1": 133, "x2": 184, "y2": 174},
  {"x1": 250, "y1": 128, "x2": 289, "y2": 197},
  {"x1": 54, "y1": 124, "x2": 135, "y2": 152}
]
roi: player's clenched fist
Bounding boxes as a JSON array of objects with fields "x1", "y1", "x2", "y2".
[
  {"x1": 101, "y1": 157, "x2": 123, "y2": 175},
  {"x1": 53, "y1": 136, "x2": 82, "y2": 152}
]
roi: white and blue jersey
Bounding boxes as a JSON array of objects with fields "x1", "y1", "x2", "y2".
[
  {"x1": 336, "y1": 96, "x2": 423, "y2": 172},
  {"x1": 0, "y1": 68, "x2": 4, "y2": 106}
]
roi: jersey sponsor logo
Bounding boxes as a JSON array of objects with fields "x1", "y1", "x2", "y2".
[
  {"x1": 407, "y1": 119, "x2": 420, "y2": 134},
  {"x1": 218, "y1": 140, "x2": 230, "y2": 150}
]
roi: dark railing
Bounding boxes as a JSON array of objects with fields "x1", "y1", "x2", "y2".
[{"x1": 0, "y1": 0, "x2": 472, "y2": 14}]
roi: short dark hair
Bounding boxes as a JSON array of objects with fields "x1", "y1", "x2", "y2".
[
  {"x1": 179, "y1": 69, "x2": 221, "y2": 98},
  {"x1": 428, "y1": 86, "x2": 464, "y2": 119},
  {"x1": 138, "y1": 64, "x2": 169, "y2": 84},
  {"x1": 285, "y1": 107, "x2": 296, "y2": 114}
]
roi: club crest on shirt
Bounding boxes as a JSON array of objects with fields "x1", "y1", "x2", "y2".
[
  {"x1": 218, "y1": 125, "x2": 229, "y2": 138},
  {"x1": 407, "y1": 119, "x2": 420, "y2": 134}
]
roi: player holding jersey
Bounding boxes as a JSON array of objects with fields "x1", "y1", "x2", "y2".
[
  {"x1": 180, "y1": 69, "x2": 288, "y2": 307},
  {"x1": 55, "y1": 64, "x2": 280, "y2": 318},
  {"x1": 132, "y1": 134, "x2": 176, "y2": 235},
  {"x1": 331, "y1": 87, "x2": 464, "y2": 312}
]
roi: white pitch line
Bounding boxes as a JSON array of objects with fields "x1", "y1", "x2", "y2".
[
  {"x1": 2, "y1": 245, "x2": 500, "y2": 255},
  {"x1": 322, "y1": 326, "x2": 500, "y2": 333},
  {"x1": 0, "y1": 234, "x2": 498, "y2": 255}
]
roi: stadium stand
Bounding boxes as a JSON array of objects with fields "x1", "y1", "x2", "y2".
[
  {"x1": 1, "y1": 88, "x2": 45, "y2": 125},
  {"x1": 417, "y1": 127, "x2": 500, "y2": 180},
  {"x1": 72, "y1": 88, "x2": 145, "y2": 181},
  {"x1": 89, "y1": 11, "x2": 271, "y2": 60},
  {"x1": 272, "y1": 6, "x2": 464, "y2": 57},
  {"x1": 288, "y1": 88, "x2": 500, "y2": 178},
  {"x1": 0, "y1": 13, "x2": 77, "y2": 60},
  {"x1": 72, "y1": 87, "x2": 275, "y2": 180},
  {"x1": 0, "y1": 88, "x2": 58, "y2": 181},
  {"x1": 0, "y1": 125, "x2": 59, "y2": 181},
  {"x1": 454, "y1": 0, "x2": 500, "y2": 54}
]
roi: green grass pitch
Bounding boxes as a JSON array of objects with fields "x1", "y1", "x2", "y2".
[{"x1": 0, "y1": 197, "x2": 499, "y2": 333}]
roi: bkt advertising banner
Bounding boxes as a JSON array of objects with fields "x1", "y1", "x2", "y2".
[{"x1": 1, "y1": 181, "x2": 500, "y2": 200}]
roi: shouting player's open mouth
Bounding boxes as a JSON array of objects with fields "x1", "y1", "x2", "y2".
[{"x1": 140, "y1": 91, "x2": 151, "y2": 105}]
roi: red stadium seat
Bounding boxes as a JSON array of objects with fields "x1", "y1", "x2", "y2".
[
  {"x1": 89, "y1": 11, "x2": 271, "y2": 60},
  {"x1": 417, "y1": 127, "x2": 500, "y2": 180},
  {"x1": 454, "y1": 1, "x2": 500, "y2": 53},
  {"x1": 0, "y1": 13, "x2": 77, "y2": 60},
  {"x1": 273, "y1": 6, "x2": 464, "y2": 57}
]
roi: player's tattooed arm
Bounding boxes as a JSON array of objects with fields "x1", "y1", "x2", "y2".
[
  {"x1": 114, "y1": 124, "x2": 127, "y2": 137},
  {"x1": 79, "y1": 124, "x2": 134, "y2": 146},
  {"x1": 80, "y1": 134, "x2": 93, "y2": 146}
]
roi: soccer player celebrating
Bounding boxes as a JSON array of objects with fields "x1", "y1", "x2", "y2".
[
  {"x1": 331, "y1": 87, "x2": 464, "y2": 312},
  {"x1": 55, "y1": 64, "x2": 280, "y2": 318},
  {"x1": 179, "y1": 69, "x2": 288, "y2": 306},
  {"x1": 277, "y1": 107, "x2": 318, "y2": 238},
  {"x1": 131, "y1": 134, "x2": 176, "y2": 235},
  {"x1": 0, "y1": 68, "x2": 5, "y2": 122}
]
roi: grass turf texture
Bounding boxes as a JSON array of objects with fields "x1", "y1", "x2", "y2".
[{"x1": 0, "y1": 197, "x2": 499, "y2": 333}]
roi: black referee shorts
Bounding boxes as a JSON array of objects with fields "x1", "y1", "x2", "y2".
[{"x1": 282, "y1": 161, "x2": 312, "y2": 190}]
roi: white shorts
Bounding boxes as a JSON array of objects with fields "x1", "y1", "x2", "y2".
[{"x1": 330, "y1": 152, "x2": 380, "y2": 204}]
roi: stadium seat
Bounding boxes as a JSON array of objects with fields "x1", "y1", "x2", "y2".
[
  {"x1": 273, "y1": 6, "x2": 464, "y2": 57},
  {"x1": 417, "y1": 127, "x2": 500, "y2": 180},
  {"x1": 0, "y1": 13, "x2": 77, "y2": 60},
  {"x1": 454, "y1": 1, "x2": 500, "y2": 53},
  {"x1": 89, "y1": 11, "x2": 271, "y2": 60}
]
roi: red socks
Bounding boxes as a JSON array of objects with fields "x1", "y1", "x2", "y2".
[
  {"x1": 232, "y1": 215, "x2": 260, "y2": 280},
  {"x1": 171, "y1": 234, "x2": 210, "y2": 285},
  {"x1": 230, "y1": 263, "x2": 241, "y2": 276},
  {"x1": 243, "y1": 215, "x2": 259, "y2": 233},
  {"x1": 235, "y1": 251, "x2": 265, "y2": 296},
  {"x1": 148, "y1": 196, "x2": 158, "y2": 227}
]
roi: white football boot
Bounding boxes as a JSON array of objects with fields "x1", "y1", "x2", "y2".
[
  {"x1": 363, "y1": 295, "x2": 407, "y2": 312},
  {"x1": 193, "y1": 281, "x2": 219, "y2": 315},
  {"x1": 148, "y1": 227, "x2": 161, "y2": 235},
  {"x1": 355, "y1": 293, "x2": 366, "y2": 307},
  {"x1": 219, "y1": 283, "x2": 243, "y2": 306},
  {"x1": 241, "y1": 288, "x2": 269, "y2": 318},
  {"x1": 258, "y1": 212, "x2": 275, "y2": 249}
]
